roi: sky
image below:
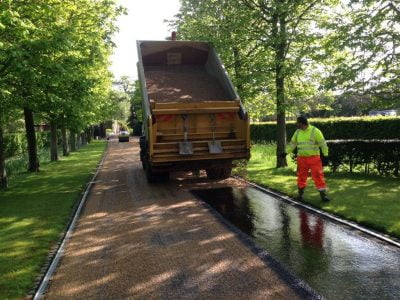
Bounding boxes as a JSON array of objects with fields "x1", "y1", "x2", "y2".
[{"x1": 110, "y1": 0, "x2": 181, "y2": 80}]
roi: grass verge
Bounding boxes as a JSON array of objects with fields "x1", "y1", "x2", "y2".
[
  {"x1": 234, "y1": 143, "x2": 400, "y2": 239},
  {"x1": 0, "y1": 140, "x2": 106, "y2": 300}
]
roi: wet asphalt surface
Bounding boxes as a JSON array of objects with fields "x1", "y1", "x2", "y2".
[{"x1": 192, "y1": 187, "x2": 400, "y2": 299}]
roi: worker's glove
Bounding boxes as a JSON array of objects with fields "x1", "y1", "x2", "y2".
[
  {"x1": 321, "y1": 156, "x2": 329, "y2": 166},
  {"x1": 279, "y1": 152, "x2": 287, "y2": 159}
]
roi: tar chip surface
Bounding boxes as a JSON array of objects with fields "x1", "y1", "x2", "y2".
[
  {"x1": 44, "y1": 137, "x2": 300, "y2": 299},
  {"x1": 145, "y1": 65, "x2": 231, "y2": 103}
]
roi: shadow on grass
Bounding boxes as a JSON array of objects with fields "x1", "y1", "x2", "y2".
[{"x1": 0, "y1": 141, "x2": 106, "y2": 299}]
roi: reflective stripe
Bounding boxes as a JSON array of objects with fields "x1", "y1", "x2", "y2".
[
  {"x1": 298, "y1": 141, "x2": 315, "y2": 145},
  {"x1": 298, "y1": 145, "x2": 319, "y2": 151}
]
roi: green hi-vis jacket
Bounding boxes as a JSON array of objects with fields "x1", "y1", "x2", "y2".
[{"x1": 287, "y1": 125, "x2": 329, "y2": 157}]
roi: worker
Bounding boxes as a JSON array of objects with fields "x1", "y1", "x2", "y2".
[{"x1": 281, "y1": 116, "x2": 330, "y2": 202}]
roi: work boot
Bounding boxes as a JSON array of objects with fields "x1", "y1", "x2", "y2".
[
  {"x1": 295, "y1": 188, "x2": 305, "y2": 201},
  {"x1": 320, "y1": 190, "x2": 330, "y2": 202}
]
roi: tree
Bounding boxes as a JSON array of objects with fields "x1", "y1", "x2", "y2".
[
  {"x1": 323, "y1": 0, "x2": 399, "y2": 108},
  {"x1": 0, "y1": 0, "x2": 124, "y2": 171},
  {"x1": 173, "y1": 0, "x2": 338, "y2": 167},
  {"x1": 240, "y1": 0, "x2": 340, "y2": 167}
]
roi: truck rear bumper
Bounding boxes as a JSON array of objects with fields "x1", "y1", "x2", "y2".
[
  {"x1": 149, "y1": 158, "x2": 241, "y2": 173},
  {"x1": 151, "y1": 139, "x2": 249, "y2": 163}
]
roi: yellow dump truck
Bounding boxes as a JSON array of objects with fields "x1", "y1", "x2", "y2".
[{"x1": 137, "y1": 40, "x2": 250, "y2": 182}]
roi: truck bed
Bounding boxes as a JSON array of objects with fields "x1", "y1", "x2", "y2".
[{"x1": 144, "y1": 65, "x2": 231, "y2": 103}]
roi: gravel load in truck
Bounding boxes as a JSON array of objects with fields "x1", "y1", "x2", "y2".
[
  {"x1": 137, "y1": 38, "x2": 250, "y2": 182},
  {"x1": 145, "y1": 65, "x2": 231, "y2": 103}
]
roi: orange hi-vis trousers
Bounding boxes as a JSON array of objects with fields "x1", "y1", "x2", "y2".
[{"x1": 297, "y1": 155, "x2": 327, "y2": 191}]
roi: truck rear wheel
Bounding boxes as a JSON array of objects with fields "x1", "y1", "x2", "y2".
[
  {"x1": 139, "y1": 136, "x2": 148, "y2": 170},
  {"x1": 145, "y1": 164, "x2": 156, "y2": 183},
  {"x1": 144, "y1": 161, "x2": 170, "y2": 183},
  {"x1": 140, "y1": 150, "x2": 146, "y2": 170},
  {"x1": 206, "y1": 167, "x2": 232, "y2": 180}
]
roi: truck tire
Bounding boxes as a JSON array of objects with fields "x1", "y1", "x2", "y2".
[
  {"x1": 157, "y1": 172, "x2": 170, "y2": 182},
  {"x1": 145, "y1": 162, "x2": 157, "y2": 183},
  {"x1": 139, "y1": 136, "x2": 148, "y2": 170},
  {"x1": 139, "y1": 136, "x2": 147, "y2": 150},
  {"x1": 206, "y1": 167, "x2": 232, "y2": 180},
  {"x1": 144, "y1": 161, "x2": 170, "y2": 183},
  {"x1": 140, "y1": 150, "x2": 146, "y2": 170}
]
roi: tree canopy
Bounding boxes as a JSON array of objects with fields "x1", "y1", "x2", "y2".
[
  {"x1": 0, "y1": 0, "x2": 124, "y2": 187},
  {"x1": 171, "y1": 0, "x2": 399, "y2": 166}
]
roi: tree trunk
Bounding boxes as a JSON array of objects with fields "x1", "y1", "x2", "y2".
[
  {"x1": 50, "y1": 121, "x2": 58, "y2": 161},
  {"x1": 76, "y1": 133, "x2": 80, "y2": 149},
  {"x1": 0, "y1": 122, "x2": 8, "y2": 189},
  {"x1": 274, "y1": 4, "x2": 288, "y2": 168},
  {"x1": 100, "y1": 123, "x2": 106, "y2": 138},
  {"x1": 81, "y1": 132, "x2": 87, "y2": 146},
  {"x1": 233, "y1": 46, "x2": 244, "y2": 97},
  {"x1": 24, "y1": 107, "x2": 39, "y2": 172},
  {"x1": 70, "y1": 131, "x2": 77, "y2": 152},
  {"x1": 86, "y1": 127, "x2": 92, "y2": 143},
  {"x1": 61, "y1": 126, "x2": 69, "y2": 156}
]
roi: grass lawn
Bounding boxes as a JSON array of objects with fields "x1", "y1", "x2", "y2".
[
  {"x1": 235, "y1": 144, "x2": 400, "y2": 239},
  {"x1": 0, "y1": 140, "x2": 106, "y2": 300}
]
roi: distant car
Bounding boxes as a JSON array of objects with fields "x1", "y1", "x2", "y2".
[
  {"x1": 118, "y1": 130, "x2": 130, "y2": 142},
  {"x1": 369, "y1": 109, "x2": 398, "y2": 117}
]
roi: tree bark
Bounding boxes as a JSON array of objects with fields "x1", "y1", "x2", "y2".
[
  {"x1": 86, "y1": 127, "x2": 92, "y2": 143},
  {"x1": 70, "y1": 131, "x2": 77, "y2": 152},
  {"x1": 61, "y1": 126, "x2": 69, "y2": 156},
  {"x1": 276, "y1": 76, "x2": 287, "y2": 168},
  {"x1": 274, "y1": 3, "x2": 288, "y2": 168},
  {"x1": 50, "y1": 120, "x2": 58, "y2": 161},
  {"x1": 100, "y1": 122, "x2": 106, "y2": 138},
  {"x1": 0, "y1": 122, "x2": 8, "y2": 189},
  {"x1": 24, "y1": 107, "x2": 39, "y2": 172},
  {"x1": 81, "y1": 132, "x2": 87, "y2": 146},
  {"x1": 233, "y1": 46, "x2": 244, "y2": 97},
  {"x1": 76, "y1": 133, "x2": 80, "y2": 149}
]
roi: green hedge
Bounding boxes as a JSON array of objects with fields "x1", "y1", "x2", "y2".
[
  {"x1": 251, "y1": 117, "x2": 400, "y2": 143},
  {"x1": 4, "y1": 132, "x2": 50, "y2": 159},
  {"x1": 326, "y1": 140, "x2": 400, "y2": 176}
]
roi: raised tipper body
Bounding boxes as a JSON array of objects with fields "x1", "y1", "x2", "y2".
[{"x1": 137, "y1": 39, "x2": 250, "y2": 182}]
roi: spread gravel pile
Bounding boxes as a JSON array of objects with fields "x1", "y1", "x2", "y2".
[{"x1": 144, "y1": 65, "x2": 231, "y2": 103}]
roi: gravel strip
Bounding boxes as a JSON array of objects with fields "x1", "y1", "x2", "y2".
[{"x1": 44, "y1": 138, "x2": 301, "y2": 299}]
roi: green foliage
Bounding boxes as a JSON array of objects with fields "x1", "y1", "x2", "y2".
[
  {"x1": 322, "y1": 0, "x2": 400, "y2": 105},
  {"x1": 4, "y1": 132, "x2": 50, "y2": 159},
  {"x1": 0, "y1": 0, "x2": 124, "y2": 177},
  {"x1": 327, "y1": 140, "x2": 400, "y2": 176},
  {"x1": 172, "y1": 0, "x2": 399, "y2": 117},
  {"x1": 235, "y1": 143, "x2": 400, "y2": 238},
  {"x1": 172, "y1": 0, "x2": 339, "y2": 115},
  {"x1": 109, "y1": 90, "x2": 131, "y2": 121},
  {"x1": 0, "y1": 141, "x2": 105, "y2": 300},
  {"x1": 251, "y1": 117, "x2": 400, "y2": 143},
  {"x1": 0, "y1": 0, "x2": 124, "y2": 131},
  {"x1": 5, "y1": 146, "x2": 56, "y2": 178}
]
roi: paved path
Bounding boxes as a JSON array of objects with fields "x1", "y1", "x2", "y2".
[{"x1": 45, "y1": 138, "x2": 299, "y2": 299}]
